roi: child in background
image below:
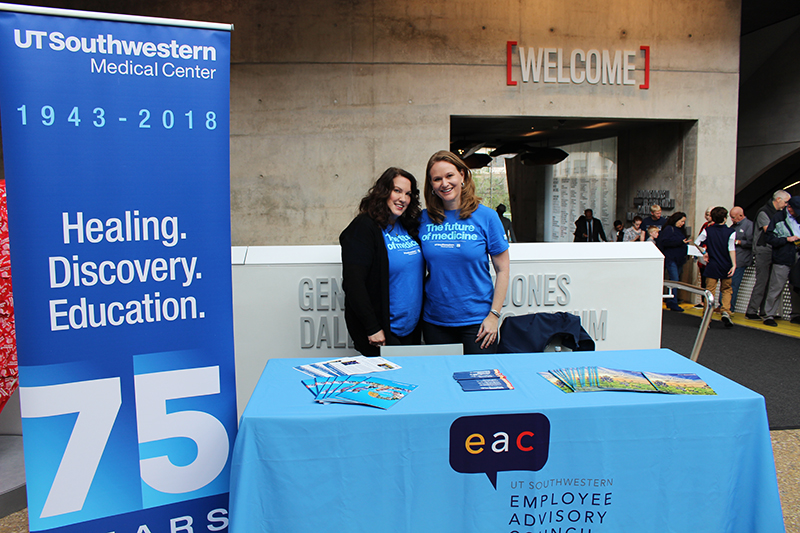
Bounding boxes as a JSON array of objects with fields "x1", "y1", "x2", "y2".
[
  {"x1": 646, "y1": 226, "x2": 659, "y2": 242},
  {"x1": 694, "y1": 206, "x2": 736, "y2": 328}
]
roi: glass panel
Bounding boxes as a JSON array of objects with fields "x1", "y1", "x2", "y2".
[
  {"x1": 544, "y1": 138, "x2": 617, "y2": 242},
  {"x1": 473, "y1": 153, "x2": 510, "y2": 214}
]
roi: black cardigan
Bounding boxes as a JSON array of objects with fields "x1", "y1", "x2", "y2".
[{"x1": 339, "y1": 213, "x2": 393, "y2": 356}]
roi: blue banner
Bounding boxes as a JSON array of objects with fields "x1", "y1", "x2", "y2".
[{"x1": 0, "y1": 7, "x2": 235, "y2": 532}]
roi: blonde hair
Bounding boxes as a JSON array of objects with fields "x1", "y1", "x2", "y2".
[{"x1": 423, "y1": 151, "x2": 480, "y2": 225}]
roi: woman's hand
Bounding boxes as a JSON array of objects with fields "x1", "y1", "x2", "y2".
[
  {"x1": 476, "y1": 314, "x2": 499, "y2": 349},
  {"x1": 368, "y1": 330, "x2": 386, "y2": 347},
  {"x1": 478, "y1": 249, "x2": 510, "y2": 350}
]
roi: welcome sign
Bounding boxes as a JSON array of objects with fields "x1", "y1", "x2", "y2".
[{"x1": 0, "y1": 5, "x2": 236, "y2": 532}]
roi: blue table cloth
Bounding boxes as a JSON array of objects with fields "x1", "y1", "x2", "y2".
[{"x1": 229, "y1": 349, "x2": 784, "y2": 532}]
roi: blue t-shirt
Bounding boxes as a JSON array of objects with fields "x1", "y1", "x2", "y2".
[
  {"x1": 384, "y1": 222, "x2": 424, "y2": 337},
  {"x1": 419, "y1": 205, "x2": 509, "y2": 326}
]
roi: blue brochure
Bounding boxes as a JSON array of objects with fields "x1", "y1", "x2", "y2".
[
  {"x1": 458, "y1": 377, "x2": 514, "y2": 391},
  {"x1": 329, "y1": 377, "x2": 418, "y2": 409}
]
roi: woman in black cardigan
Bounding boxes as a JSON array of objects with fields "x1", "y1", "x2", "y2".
[
  {"x1": 656, "y1": 211, "x2": 691, "y2": 312},
  {"x1": 339, "y1": 167, "x2": 424, "y2": 355}
]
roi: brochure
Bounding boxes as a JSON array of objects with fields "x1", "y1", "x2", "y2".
[
  {"x1": 301, "y1": 375, "x2": 416, "y2": 409},
  {"x1": 453, "y1": 369, "x2": 514, "y2": 392},
  {"x1": 330, "y1": 377, "x2": 418, "y2": 409},
  {"x1": 541, "y1": 366, "x2": 715, "y2": 395},
  {"x1": 642, "y1": 371, "x2": 716, "y2": 395},
  {"x1": 294, "y1": 356, "x2": 401, "y2": 378},
  {"x1": 318, "y1": 376, "x2": 365, "y2": 402},
  {"x1": 458, "y1": 377, "x2": 514, "y2": 391},
  {"x1": 452, "y1": 369, "x2": 505, "y2": 381},
  {"x1": 538, "y1": 371, "x2": 574, "y2": 393},
  {"x1": 302, "y1": 377, "x2": 320, "y2": 397}
]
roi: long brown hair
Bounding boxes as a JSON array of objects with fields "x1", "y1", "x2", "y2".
[
  {"x1": 423, "y1": 150, "x2": 480, "y2": 225},
  {"x1": 358, "y1": 167, "x2": 421, "y2": 237}
]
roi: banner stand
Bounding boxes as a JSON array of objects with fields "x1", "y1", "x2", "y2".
[{"x1": 0, "y1": 5, "x2": 237, "y2": 532}]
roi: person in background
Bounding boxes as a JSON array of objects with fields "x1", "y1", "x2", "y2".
[
  {"x1": 623, "y1": 216, "x2": 646, "y2": 242},
  {"x1": 746, "y1": 190, "x2": 790, "y2": 320},
  {"x1": 339, "y1": 167, "x2": 424, "y2": 355},
  {"x1": 420, "y1": 151, "x2": 510, "y2": 354},
  {"x1": 613, "y1": 220, "x2": 625, "y2": 242},
  {"x1": 693, "y1": 205, "x2": 716, "y2": 308},
  {"x1": 762, "y1": 196, "x2": 800, "y2": 327},
  {"x1": 641, "y1": 204, "x2": 667, "y2": 233},
  {"x1": 695, "y1": 207, "x2": 736, "y2": 328},
  {"x1": 657, "y1": 212, "x2": 691, "y2": 312},
  {"x1": 646, "y1": 226, "x2": 659, "y2": 242},
  {"x1": 729, "y1": 206, "x2": 754, "y2": 312},
  {"x1": 495, "y1": 203, "x2": 517, "y2": 243},
  {"x1": 573, "y1": 209, "x2": 608, "y2": 242}
]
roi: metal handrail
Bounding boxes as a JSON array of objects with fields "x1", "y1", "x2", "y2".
[{"x1": 663, "y1": 281, "x2": 715, "y2": 362}]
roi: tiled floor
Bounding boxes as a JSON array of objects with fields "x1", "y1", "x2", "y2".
[{"x1": 1, "y1": 429, "x2": 798, "y2": 532}]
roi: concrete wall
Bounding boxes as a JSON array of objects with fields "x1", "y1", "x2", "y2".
[
  {"x1": 736, "y1": 16, "x2": 800, "y2": 211},
  {"x1": 618, "y1": 122, "x2": 698, "y2": 230},
  {"x1": 506, "y1": 161, "x2": 547, "y2": 242},
  {"x1": 6, "y1": 0, "x2": 742, "y2": 243}
]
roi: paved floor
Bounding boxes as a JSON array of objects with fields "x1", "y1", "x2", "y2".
[
  {"x1": 774, "y1": 430, "x2": 800, "y2": 533},
  {"x1": 1, "y1": 429, "x2": 797, "y2": 532}
]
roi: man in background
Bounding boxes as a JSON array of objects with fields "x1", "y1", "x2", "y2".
[
  {"x1": 746, "y1": 190, "x2": 790, "y2": 319},
  {"x1": 762, "y1": 196, "x2": 800, "y2": 326},
  {"x1": 573, "y1": 209, "x2": 607, "y2": 242},
  {"x1": 729, "y1": 206, "x2": 753, "y2": 312},
  {"x1": 641, "y1": 204, "x2": 668, "y2": 234}
]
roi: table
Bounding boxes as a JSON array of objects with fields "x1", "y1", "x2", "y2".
[{"x1": 229, "y1": 349, "x2": 784, "y2": 532}]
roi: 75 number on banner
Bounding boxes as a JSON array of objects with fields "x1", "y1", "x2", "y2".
[{"x1": 20, "y1": 365, "x2": 229, "y2": 519}]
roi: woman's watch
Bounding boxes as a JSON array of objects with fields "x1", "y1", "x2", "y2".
[{"x1": 490, "y1": 309, "x2": 501, "y2": 318}]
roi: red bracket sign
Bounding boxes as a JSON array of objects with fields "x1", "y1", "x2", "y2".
[
  {"x1": 507, "y1": 40, "x2": 517, "y2": 86},
  {"x1": 640, "y1": 45, "x2": 650, "y2": 89}
]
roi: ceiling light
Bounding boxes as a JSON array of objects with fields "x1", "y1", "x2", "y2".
[{"x1": 583, "y1": 122, "x2": 616, "y2": 129}]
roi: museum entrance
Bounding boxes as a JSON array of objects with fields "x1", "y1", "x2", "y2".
[{"x1": 450, "y1": 116, "x2": 698, "y2": 242}]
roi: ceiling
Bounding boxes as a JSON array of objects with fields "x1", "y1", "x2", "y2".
[
  {"x1": 741, "y1": 0, "x2": 800, "y2": 35},
  {"x1": 449, "y1": 116, "x2": 674, "y2": 157}
]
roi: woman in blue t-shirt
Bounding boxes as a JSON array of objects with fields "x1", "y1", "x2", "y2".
[
  {"x1": 339, "y1": 167, "x2": 425, "y2": 355},
  {"x1": 419, "y1": 151, "x2": 510, "y2": 354}
]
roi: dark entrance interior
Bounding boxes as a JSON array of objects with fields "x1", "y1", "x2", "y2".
[{"x1": 450, "y1": 116, "x2": 698, "y2": 241}]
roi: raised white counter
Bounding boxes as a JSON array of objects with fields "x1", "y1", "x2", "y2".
[{"x1": 231, "y1": 242, "x2": 664, "y2": 414}]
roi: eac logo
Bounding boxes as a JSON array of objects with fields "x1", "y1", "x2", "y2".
[{"x1": 449, "y1": 413, "x2": 550, "y2": 488}]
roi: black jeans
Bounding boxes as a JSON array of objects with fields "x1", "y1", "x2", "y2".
[{"x1": 422, "y1": 321, "x2": 497, "y2": 354}]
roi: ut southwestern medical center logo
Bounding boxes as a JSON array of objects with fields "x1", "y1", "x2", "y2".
[{"x1": 450, "y1": 413, "x2": 550, "y2": 489}]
